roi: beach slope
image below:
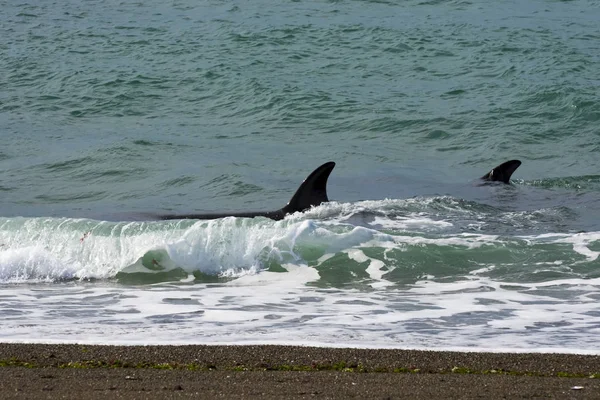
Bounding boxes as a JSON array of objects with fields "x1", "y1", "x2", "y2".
[{"x1": 1, "y1": 344, "x2": 599, "y2": 399}]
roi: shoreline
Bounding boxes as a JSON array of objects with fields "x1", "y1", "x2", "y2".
[
  {"x1": 1, "y1": 343, "x2": 600, "y2": 398},
  {"x1": 2, "y1": 343, "x2": 600, "y2": 374},
  {"x1": 2, "y1": 339, "x2": 599, "y2": 355}
]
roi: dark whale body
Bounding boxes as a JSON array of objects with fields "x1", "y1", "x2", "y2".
[
  {"x1": 481, "y1": 160, "x2": 522, "y2": 184},
  {"x1": 159, "y1": 162, "x2": 335, "y2": 221},
  {"x1": 156, "y1": 159, "x2": 520, "y2": 222}
]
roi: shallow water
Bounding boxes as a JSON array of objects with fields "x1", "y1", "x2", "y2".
[{"x1": 1, "y1": 0, "x2": 599, "y2": 352}]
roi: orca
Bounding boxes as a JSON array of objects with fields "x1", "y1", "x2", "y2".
[
  {"x1": 480, "y1": 160, "x2": 522, "y2": 184},
  {"x1": 158, "y1": 162, "x2": 335, "y2": 221}
]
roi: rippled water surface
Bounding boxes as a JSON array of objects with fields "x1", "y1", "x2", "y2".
[{"x1": 1, "y1": 0, "x2": 599, "y2": 352}]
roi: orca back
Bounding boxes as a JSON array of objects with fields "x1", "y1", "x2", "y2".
[{"x1": 158, "y1": 161, "x2": 336, "y2": 221}]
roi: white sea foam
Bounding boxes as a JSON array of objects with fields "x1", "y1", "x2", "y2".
[
  {"x1": 1, "y1": 276, "x2": 600, "y2": 353},
  {"x1": 344, "y1": 249, "x2": 393, "y2": 288},
  {"x1": 518, "y1": 231, "x2": 600, "y2": 262},
  {"x1": 371, "y1": 215, "x2": 453, "y2": 231},
  {"x1": 0, "y1": 216, "x2": 508, "y2": 283},
  {"x1": 0, "y1": 212, "x2": 599, "y2": 353}
]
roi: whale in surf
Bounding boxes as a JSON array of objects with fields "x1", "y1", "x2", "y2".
[
  {"x1": 480, "y1": 160, "x2": 522, "y2": 184},
  {"x1": 158, "y1": 161, "x2": 335, "y2": 221}
]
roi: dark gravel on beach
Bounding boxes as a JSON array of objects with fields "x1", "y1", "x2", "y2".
[{"x1": 1, "y1": 344, "x2": 600, "y2": 399}]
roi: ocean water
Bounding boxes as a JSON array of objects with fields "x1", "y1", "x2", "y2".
[{"x1": 1, "y1": 0, "x2": 599, "y2": 352}]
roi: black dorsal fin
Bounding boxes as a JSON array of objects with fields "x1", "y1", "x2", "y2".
[
  {"x1": 481, "y1": 160, "x2": 522, "y2": 184},
  {"x1": 281, "y1": 161, "x2": 335, "y2": 215},
  {"x1": 156, "y1": 162, "x2": 336, "y2": 221}
]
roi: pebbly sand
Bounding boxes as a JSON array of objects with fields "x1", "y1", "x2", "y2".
[{"x1": 1, "y1": 344, "x2": 599, "y2": 399}]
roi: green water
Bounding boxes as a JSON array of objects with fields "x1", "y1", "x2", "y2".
[
  {"x1": 2, "y1": 1, "x2": 600, "y2": 351},
  {"x1": 2, "y1": 0, "x2": 599, "y2": 218},
  {"x1": 1, "y1": 1, "x2": 599, "y2": 284}
]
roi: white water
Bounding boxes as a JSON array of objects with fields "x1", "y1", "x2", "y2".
[
  {"x1": 1, "y1": 200, "x2": 597, "y2": 283},
  {"x1": 2, "y1": 274, "x2": 600, "y2": 353},
  {"x1": 1, "y1": 200, "x2": 599, "y2": 353}
]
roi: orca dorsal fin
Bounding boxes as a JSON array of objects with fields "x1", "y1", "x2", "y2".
[
  {"x1": 481, "y1": 160, "x2": 522, "y2": 184},
  {"x1": 281, "y1": 161, "x2": 335, "y2": 215}
]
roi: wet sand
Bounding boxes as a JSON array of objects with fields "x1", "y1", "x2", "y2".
[{"x1": 1, "y1": 343, "x2": 599, "y2": 399}]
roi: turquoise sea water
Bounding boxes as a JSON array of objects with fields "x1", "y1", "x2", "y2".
[{"x1": 1, "y1": 0, "x2": 599, "y2": 351}]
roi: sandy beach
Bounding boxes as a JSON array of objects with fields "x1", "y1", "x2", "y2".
[{"x1": 1, "y1": 344, "x2": 599, "y2": 399}]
